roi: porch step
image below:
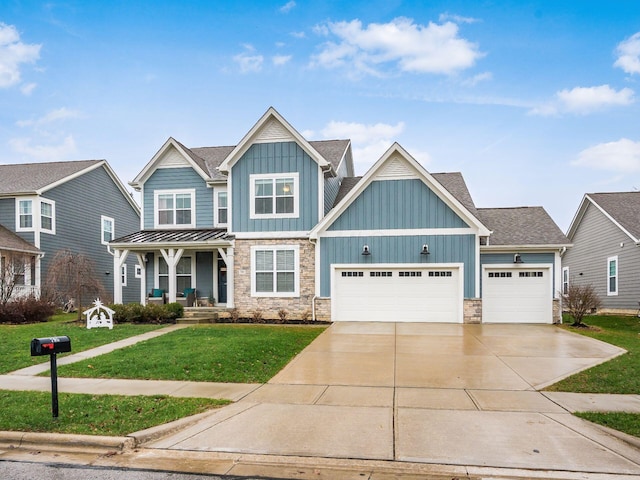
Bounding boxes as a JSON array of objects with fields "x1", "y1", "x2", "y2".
[
  {"x1": 177, "y1": 306, "x2": 229, "y2": 324},
  {"x1": 176, "y1": 316, "x2": 218, "y2": 324}
]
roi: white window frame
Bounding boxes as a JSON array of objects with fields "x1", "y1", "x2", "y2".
[
  {"x1": 16, "y1": 198, "x2": 35, "y2": 232},
  {"x1": 250, "y1": 245, "x2": 299, "y2": 297},
  {"x1": 101, "y1": 215, "x2": 115, "y2": 245},
  {"x1": 214, "y1": 188, "x2": 228, "y2": 227},
  {"x1": 134, "y1": 264, "x2": 142, "y2": 279},
  {"x1": 121, "y1": 264, "x2": 127, "y2": 287},
  {"x1": 607, "y1": 256, "x2": 618, "y2": 296},
  {"x1": 153, "y1": 189, "x2": 196, "y2": 229},
  {"x1": 40, "y1": 199, "x2": 55, "y2": 234},
  {"x1": 562, "y1": 266, "x2": 569, "y2": 295},
  {"x1": 249, "y1": 173, "x2": 299, "y2": 219},
  {"x1": 155, "y1": 255, "x2": 196, "y2": 292}
]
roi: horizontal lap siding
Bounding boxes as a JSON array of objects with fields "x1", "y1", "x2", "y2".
[
  {"x1": 320, "y1": 234, "x2": 476, "y2": 297},
  {"x1": 563, "y1": 203, "x2": 640, "y2": 310},
  {"x1": 143, "y1": 168, "x2": 213, "y2": 229},
  {"x1": 232, "y1": 142, "x2": 319, "y2": 232},
  {"x1": 43, "y1": 166, "x2": 141, "y2": 303}
]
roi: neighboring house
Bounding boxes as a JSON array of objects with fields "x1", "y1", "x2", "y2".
[
  {"x1": 563, "y1": 192, "x2": 640, "y2": 314},
  {"x1": 0, "y1": 160, "x2": 141, "y2": 304},
  {"x1": 0, "y1": 223, "x2": 43, "y2": 300},
  {"x1": 110, "y1": 107, "x2": 570, "y2": 323}
]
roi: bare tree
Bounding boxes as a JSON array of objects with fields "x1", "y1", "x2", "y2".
[
  {"x1": 562, "y1": 283, "x2": 602, "y2": 327},
  {"x1": 0, "y1": 252, "x2": 28, "y2": 305},
  {"x1": 44, "y1": 250, "x2": 106, "y2": 320}
]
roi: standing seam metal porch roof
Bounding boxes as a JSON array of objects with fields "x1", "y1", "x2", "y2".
[{"x1": 111, "y1": 229, "x2": 233, "y2": 245}]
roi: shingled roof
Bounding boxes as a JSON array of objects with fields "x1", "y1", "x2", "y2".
[
  {"x1": 0, "y1": 160, "x2": 102, "y2": 195},
  {"x1": 586, "y1": 192, "x2": 640, "y2": 241},
  {"x1": 477, "y1": 207, "x2": 570, "y2": 246},
  {"x1": 0, "y1": 224, "x2": 41, "y2": 255}
]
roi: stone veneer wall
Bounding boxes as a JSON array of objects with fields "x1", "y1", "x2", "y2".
[
  {"x1": 463, "y1": 299, "x2": 482, "y2": 324},
  {"x1": 553, "y1": 298, "x2": 562, "y2": 324},
  {"x1": 233, "y1": 238, "x2": 316, "y2": 320}
]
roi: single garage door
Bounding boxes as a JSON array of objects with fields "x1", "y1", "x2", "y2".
[
  {"x1": 332, "y1": 266, "x2": 462, "y2": 322},
  {"x1": 482, "y1": 267, "x2": 552, "y2": 323}
]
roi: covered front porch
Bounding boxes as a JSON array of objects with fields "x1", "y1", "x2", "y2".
[{"x1": 109, "y1": 229, "x2": 234, "y2": 307}]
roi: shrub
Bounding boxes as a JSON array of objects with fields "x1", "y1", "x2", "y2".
[
  {"x1": 0, "y1": 296, "x2": 55, "y2": 324},
  {"x1": 229, "y1": 308, "x2": 240, "y2": 323},
  {"x1": 109, "y1": 303, "x2": 130, "y2": 323},
  {"x1": 163, "y1": 302, "x2": 184, "y2": 320},
  {"x1": 301, "y1": 309, "x2": 311, "y2": 322},
  {"x1": 562, "y1": 283, "x2": 602, "y2": 327},
  {"x1": 277, "y1": 308, "x2": 288, "y2": 323},
  {"x1": 252, "y1": 308, "x2": 264, "y2": 323}
]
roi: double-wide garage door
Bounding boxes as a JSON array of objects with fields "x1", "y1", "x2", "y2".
[
  {"x1": 332, "y1": 266, "x2": 462, "y2": 322},
  {"x1": 482, "y1": 267, "x2": 552, "y2": 323}
]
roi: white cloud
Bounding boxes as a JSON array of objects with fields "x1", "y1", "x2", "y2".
[
  {"x1": 0, "y1": 23, "x2": 41, "y2": 88},
  {"x1": 572, "y1": 138, "x2": 640, "y2": 172},
  {"x1": 311, "y1": 17, "x2": 483, "y2": 76},
  {"x1": 530, "y1": 85, "x2": 635, "y2": 116},
  {"x1": 272, "y1": 54, "x2": 292, "y2": 66},
  {"x1": 461, "y1": 71, "x2": 492, "y2": 87},
  {"x1": 9, "y1": 135, "x2": 77, "y2": 161},
  {"x1": 438, "y1": 13, "x2": 480, "y2": 24},
  {"x1": 614, "y1": 32, "x2": 640, "y2": 75},
  {"x1": 279, "y1": 1, "x2": 296, "y2": 13},
  {"x1": 233, "y1": 45, "x2": 264, "y2": 73},
  {"x1": 16, "y1": 107, "x2": 81, "y2": 127},
  {"x1": 291, "y1": 31, "x2": 306, "y2": 39},
  {"x1": 20, "y1": 82, "x2": 36, "y2": 95}
]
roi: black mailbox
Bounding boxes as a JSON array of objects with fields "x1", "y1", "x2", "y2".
[{"x1": 31, "y1": 336, "x2": 71, "y2": 356}]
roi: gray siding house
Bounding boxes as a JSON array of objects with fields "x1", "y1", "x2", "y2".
[
  {"x1": 0, "y1": 160, "x2": 141, "y2": 304},
  {"x1": 563, "y1": 192, "x2": 640, "y2": 314},
  {"x1": 110, "y1": 107, "x2": 569, "y2": 323}
]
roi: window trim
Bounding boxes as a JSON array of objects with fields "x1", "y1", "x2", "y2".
[
  {"x1": 134, "y1": 264, "x2": 142, "y2": 279},
  {"x1": 121, "y1": 264, "x2": 127, "y2": 287},
  {"x1": 250, "y1": 245, "x2": 299, "y2": 297},
  {"x1": 607, "y1": 256, "x2": 618, "y2": 296},
  {"x1": 101, "y1": 216, "x2": 115, "y2": 245},
  {"x1": 40, "y1": 199, "x2": 56, "y2": 234},
  {"x1": 214, "y1": 188, "x2": 228, "y2": 227},
  {"x1": 155, "y1": 255, "x2": 196, "y2": 292},
  {"x1": 153, "y1": 189, "x2": 196, "y2": 229},
  {"x1": 249, "y1": 173, "x2": 299, "y2": 219},
  {"x1": 16, "y1": 198, "x2": 35, "y2": 232},
  {"x1": 16, "y1": 197, "x2": 56, "y2": 234},
  {"x1": 562, "y1": 266, "x2": 569, "y2": 295}
]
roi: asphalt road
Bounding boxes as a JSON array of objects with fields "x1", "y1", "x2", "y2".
[{"x1": 0, "y1": 461, "x2": 286, "y2": 480}]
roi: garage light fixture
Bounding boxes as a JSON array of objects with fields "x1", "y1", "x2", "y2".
[
  {"x1": 421, "y1": 244, "x2": 430, "y2": 255},
  {"x1": 514, "y1": 253, "x2": 523, "y2": 264},
  {"x1": 362, "y1": 245, "x2": 371, "y2": 256}
]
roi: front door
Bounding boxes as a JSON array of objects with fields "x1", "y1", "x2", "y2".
[{"x1": 218, "y1": 258, "x2": 227, "y2": 304}]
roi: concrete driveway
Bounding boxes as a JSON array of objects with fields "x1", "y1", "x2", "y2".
[{"x1": 150, "y1": 323, "x2": 640, "y2": 475}]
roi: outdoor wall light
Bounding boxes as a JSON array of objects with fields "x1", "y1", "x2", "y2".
[
  {"x1": 420, "y1": 244, "x2": 430, "y2": 255},
  {"x1": 362, "y1": 245, "x2": 371, "y2": 256},
  {"x1": 513, "y1": 253, "x2": 523, "y2": 264}
]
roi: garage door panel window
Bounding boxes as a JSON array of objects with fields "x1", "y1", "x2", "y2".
[
  {"x1": 488, "y1": 272, "x2": 512, "y2": 278},
  {"x1": 252, "y1": 246, "x2": 299, "y2": 297},
  {"x1": 519, "y1": 271, "x2": 543, "y2": 277}
]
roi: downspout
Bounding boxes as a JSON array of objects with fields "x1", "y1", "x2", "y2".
[{"x1": 309, "y1": 237, "x2": 317, "y2": 322}]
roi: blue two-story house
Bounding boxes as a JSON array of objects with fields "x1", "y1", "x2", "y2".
[{"x1": 111, "y1": 107, "x2": 570, "y2": 323}]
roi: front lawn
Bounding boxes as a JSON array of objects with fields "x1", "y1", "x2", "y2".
[
  {"x1": 547, "y1": 314, "x2": 640, "y2": 438},
  {"x1": 2, "y1": 316, "x2": 163, "y2": 374},
  {"x1": 0, "y1": 390, "x2": 228, "y2": 435},
  {"x1": 56, "y1": 324, "x2": 326, "y2": 383}
]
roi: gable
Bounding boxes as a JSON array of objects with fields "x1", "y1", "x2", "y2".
[
  {"x1": 156, "y1": 144, "x2": 192, "y2": 168},
  {"x1": 255, "y1": 117, "x2": 296, "y2": 143},
  {"x1": 328, "y1": 178, "x2": 469, "y2": 231}
]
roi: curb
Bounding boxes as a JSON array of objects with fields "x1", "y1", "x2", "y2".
[
  {"x1": 0, "y1": 431, "x2": 135, "y2": 453},
  {"x1": 127, "y1": 409, "x2": 220, "y2": 446}
]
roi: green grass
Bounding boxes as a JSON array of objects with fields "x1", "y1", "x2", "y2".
[
  {"x1": 56, "y1": 324, "x2": 325, "y2": 383},
  {"x1": 1, "y1": 316, "x2": 163, "y2": 374},
  {"x1": 0, "y1": 390, "x2": 228, "y2": 435},
  {"x1": 546, "y1": 315, "x2": 640, "y2": 394},
  {"x1": 576, "y1": 412, "x2": 640, "y2": 439}
]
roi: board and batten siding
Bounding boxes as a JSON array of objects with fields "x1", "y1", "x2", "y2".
[
  {"x1": 231, "y1": 142, "x2": 320, "y2": 232},
  {"x1": 328, "y1": 179, "x2": 470, "y2": 231},
  {"x1": 319, "y1": 234, "x2": 476, "y2": 297},
  {"x1": 480, "y1": 253, "x2": 556, "y2": 297},
  {"x1": 42, "y1": 165, "x2": 141, "y2": 303},
  {"x1": 143, "y1": 167, "x2": 213, "y2": 229},
  {"x1": 563, "y1": 203, "x2": 640, "y2": 310}
]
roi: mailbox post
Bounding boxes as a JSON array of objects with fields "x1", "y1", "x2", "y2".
[{"x1": 30, "y1": 336, "x2": 71, "y2": 418}]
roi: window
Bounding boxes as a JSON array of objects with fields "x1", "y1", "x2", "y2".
[
  {"x1": 135, "y1": 265, "x2": 142, "y2": 279},
  {"x1": 40, "y1": 200, "x2": 55, "y2": 233},
  {"x1": 215, "y1": 190, "x2": 228, "y2": 226},
  {"x1": 607, "y1": 256, "x2": 618, "y2": 296},
  {"x1": 154, "y1": 190, "x2": 195, "y2": 228},
  {"x1": 18, "y1": 200, "x2": 33, "y2": 230},
  {"x1": 250, "y1": 173, "x2": 299, "y2": 219},
  {"x1": 158, "y1": 257, "x2": 168, "y2": 292},
  {"x1": 157, "y1": 256, "x2": 193, "y2": 293},
  {"x1": 488, "y1": 272, "x2": 512, "y2": 278},
  {"x1": 562, "y1": 267, "x2": 569, "y2": 295},
  {"x1": 251, "y1": 245, "x2": 299, "y2": 296},
  {"x1": 101, "y1": 216, "x2": 114, "y2": 244},
  {"x1": 121, "y1": 264, "x2": 127, "y2": 287}
]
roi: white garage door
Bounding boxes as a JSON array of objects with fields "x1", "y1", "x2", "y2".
[
  {"x1": 482, "y1": 267, "x2": 552, "y2": 323},
  {"x1": 332, "y1": 266, "x2": 462, "y2": 322}
]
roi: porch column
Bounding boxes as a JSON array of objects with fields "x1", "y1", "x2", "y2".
[
  {"x1": 113, "y1": 249, "x2": 129, "y2": 304},
  {"x1": 159, "y1": 248, "x2": 184, "y2": 303},
  {"x1": 135, "y1": 253, "x2": 147, "y2": 305}
]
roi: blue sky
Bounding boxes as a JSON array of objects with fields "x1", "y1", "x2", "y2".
[{"x1": 2, "y1": 1, "x2": 639, "y2": 230}]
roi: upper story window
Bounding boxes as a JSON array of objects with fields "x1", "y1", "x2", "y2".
[
  {"x1": 16, "y1": 197, "x2": 55, "y2": 234},
  {"x1": 18, "y1": 200, "x2": 33, "y2": 230},
  {"x1": 101, "y1": 216, "x2": 114, "y2": 244},
  {"x1": 40, "y1": 201, "x2": 55, "y2": 233},
  {"x1": 215, "y1": 190, "x2": 228, "y2": 226},
  {"x1": 154, "y1": 190, "x2": 195, "y2": 228},
  {"x1": 607, "y1": 256, "x2": 618, "y2": 296},
  {"x1": 250, "y1": 173, "x2": 299, "y2": 219}
]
